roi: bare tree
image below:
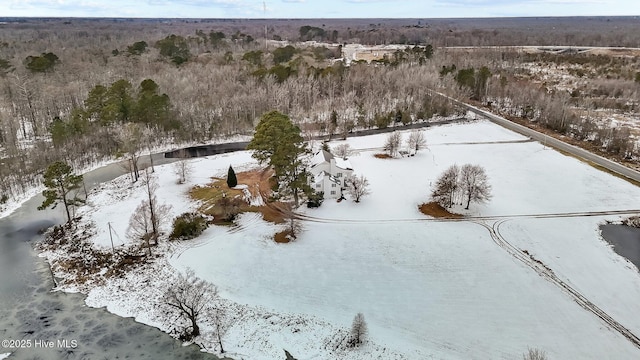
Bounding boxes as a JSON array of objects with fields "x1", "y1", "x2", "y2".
[
  {"x1": 459, "y1": 164, "x2": 492, "y2": 210},
  {"x1": 345, "y1": 174, "x2": 371, "y2": 203},
  {"x1": 121, "y1": 123, "x2": 144, "y2": 183},
  {"x1": 333, "y1": 143, "x2": 355, "y2": 159},
  {"x1": 383, "y1": 131, "x2": 402, "y2": 157},
  {"x1": 280, "y1": 208, "x2": 304, "y2": 241},
  {"x1": 140, "y1": 169, "x2": 172, "y2": 244},
  {"x1": 173, "y1": 158, "x2": 192, "y2": 184},
  {"x1": 211, "y1": 308, "x2": 228, "y2": 354},
  {"x1": 407, "y1": 130, "x2": 427, "y2": 154},
  {"x1": 349, "y1": 313, "x2": 367, "y2": 347},
  {"x1": 431, "y1": 164, "x2": 460, "y2": 208},
  {"x1": 12, "y1": 74, "x2": 38, "y2": 139},
  {"x1": 523, "y1": 348, "x2": 548, "y2": 360},
  {"x1": 126, "y1": 200, "x2": 153, "y2": 255},
  {"x1": 164, "y1": 269, "x2": 217, "y2": 339}
]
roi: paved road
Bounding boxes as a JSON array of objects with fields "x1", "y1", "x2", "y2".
[
  {"x1": 164, "y1": 117, "x2": 468, "y2": 158},
  {"x1": 431, "y1": 91, "x2": 640, "y2": 184}
]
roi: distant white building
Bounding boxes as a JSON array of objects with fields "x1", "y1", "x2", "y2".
[{"x1": 309, "y1": 150, "x2": 354, "y2": 199}]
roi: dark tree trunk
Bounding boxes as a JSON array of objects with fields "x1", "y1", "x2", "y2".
[
  {"x1": 293, "y1": 189, "x2": 299, "y2": 207},
  {"x1": 190, "y1": 315, "x2": 200, "y2": 337},
  {"x1": 216, "y1": 331, "x2": 224, "y2": 353},
  {"x1": 149, "y1": 151, "x2": 155, "y2": 173},
  {"x1": 59, "y1": 181, "x2": 71, "y2": 224}
]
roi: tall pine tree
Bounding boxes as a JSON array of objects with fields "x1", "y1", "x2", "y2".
[
  {"x1": 38, "y1": 161, "x2": 84, "y2": 224},
  {"x1": 227, "y1": 165, "x2": 238, "y2": 188},
  {"x1": 247, "y1": 111, "x2": 310, "y2": 206}
]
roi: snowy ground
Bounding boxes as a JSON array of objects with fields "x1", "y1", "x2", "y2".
[
  {"x1": 0, "y1": 186, "x2": 42, "y2": 220},
  {"x1": 39, "y1": 119, "x2": 640, "y2": 359}
]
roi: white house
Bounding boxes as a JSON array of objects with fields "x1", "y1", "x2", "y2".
[{"x1": 309, "y1": 149, "x2": 354, "y2": 199}]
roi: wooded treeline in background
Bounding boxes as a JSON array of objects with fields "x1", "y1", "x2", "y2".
[{"x1": 0, "y1": 17, "x2": 639, "y2": 204}]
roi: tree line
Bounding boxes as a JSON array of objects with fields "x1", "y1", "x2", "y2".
[
  {"x1": 2, "y1": 18, "x2": 638, "y2": 206},
  {"x1": 0, "y1": 23, "x2": 459, "y2": 205}
]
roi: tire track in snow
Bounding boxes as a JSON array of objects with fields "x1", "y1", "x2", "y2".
[
  {"x1": 349, "y1": 139, "x2": 533, "y2": 153},
  {"x1": 289, "y1": 208, "x2": 640, "y2": 225},
  {"x1": 289, "y1": 204, "x2": 640, "y2": 349},
  {"x1": 475, "y1": 219, "x2": 640, "y2": 350}
]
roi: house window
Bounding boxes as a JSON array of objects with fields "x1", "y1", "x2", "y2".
[
  {"x1": 331, "y1": 183, "x2": 336, "y2": 187},
  {"x1": 330, "y1": 191, "x2": 336, "y2": 195}
]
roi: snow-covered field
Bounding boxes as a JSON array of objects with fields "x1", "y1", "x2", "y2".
[{"x1": 40, "y1": 120, "x2": 640, "y2": 359}]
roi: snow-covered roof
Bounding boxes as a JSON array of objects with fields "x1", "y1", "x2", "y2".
[
  {"x1": 335, "y1": 157, "x2": 352, "y2": 171},
  {"x1": 311, "y1": 150, "x2": 334, "y2": 167},
  {"x1": 328, "y1": 174, "x2": 341, "y2": 184},
  {"x1": 313, "y1": 171, "x2": 341, "y2": 185},
  {"x1": 312, "y1": 171, "x2": 327, "y2": 184}
]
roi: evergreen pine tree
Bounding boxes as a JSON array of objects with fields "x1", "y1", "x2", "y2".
[
  {"x1": 227, "y1": 165, "x2": 238, "y2": 188},
  {"x1": 247, "y1": 110, "x2": 310, "y2": 206},
  {"x1": 38, "y1": 161, "x2": 84, "y2": 224}
]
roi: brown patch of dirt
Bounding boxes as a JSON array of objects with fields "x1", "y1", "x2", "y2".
[
  {"x1": 241, "y1": 168, "x2": 288, "y2": 224},
  {"x1": 419, "y1": 202, "x2": 464, "y2": 219},
  {"x1": 237, "y1": 168, "x2": 273, "y2": 199},
  {"x1": 250, "y1": 202, "x2": 288, "y2": 224},
  {"x1": 374, "y1": 153, "x2": 392, "y2": 159},
  {"x1": 274, "y1": 230, "x2": 292, "y2": 243},
  {"x1": 190, "y1": 167, "x2": 289, "y2": 225}
]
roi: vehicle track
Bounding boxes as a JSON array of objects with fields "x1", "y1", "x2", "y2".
[
  {"x1": 282, "y1": 202, "x2": 640, "y2": 348},
  {"x1": 476, "y1": 219, "x2": 640, "y2": 349},
  {"x1": 286, "y1": 208, "x2": 640, "y2": 225},
  {"x1": 201, "y1": 174, "x2": 640, "y2": 348}
]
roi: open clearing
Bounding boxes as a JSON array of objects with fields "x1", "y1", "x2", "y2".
[{"x1": 53, "y1": 119, "x2": 640, "y2": 359}]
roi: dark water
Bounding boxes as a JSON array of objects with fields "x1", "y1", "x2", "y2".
[
  {"x1": 601, "y1": 224, "x2": 640, "y2": 271},
  {"x1": 0, "y1": 155, "x2": 220, "y2": 360},
  {"x1": 162, "y1": 117, "x2": 468, "y2": 159},
  {"x1": 165, "y1": 142, "x2": 249, "y2": 158}
]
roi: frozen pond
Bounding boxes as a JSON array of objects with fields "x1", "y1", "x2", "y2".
[
  {"x1": 0, "y1": 155, "x2": 220, "y2": 360},
  {"x1": 601, "y1": 223, "x2": 640, "y2": 271}
]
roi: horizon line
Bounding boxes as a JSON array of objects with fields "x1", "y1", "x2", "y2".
[{"x1": 1, "y1": 15, "x2": 638, "y2": 20}]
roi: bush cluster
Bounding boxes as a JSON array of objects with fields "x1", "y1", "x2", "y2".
[{"x1": 169, "y1": 212, "x2": 208, "y2": 240}]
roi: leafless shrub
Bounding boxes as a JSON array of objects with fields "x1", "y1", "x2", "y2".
[
  {"x1": 345, "y1": 174, "x2": 371, "y2": 203},
  {"x1": 523, "y1": 348, "x2": 548, "y2": 360},
  {"x1": 164, "y1": 269, "x2": 217, "y2": 340},
  {"x1": 126, "y1": 201, "x2": 153, "y2": 255},
  {"x1": 333, "y1": 143, "x2": 355, "y2": 159},
  {"x1": 407, "y1": 129, "x2": 427, "y2": 154},
  {"x1": 173, "y1": 159, "x2": 192, "y2": 184},
  {"x1": 623, "y1": 215, "x2": 640, "y2": 228},
  {"x1": 383, "y1": 132, "x2": 402, "y2": 157}
]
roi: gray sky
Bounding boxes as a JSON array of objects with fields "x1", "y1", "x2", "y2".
[{"x1": 2, "y1": 0, "x2": 638, "y2": 18}]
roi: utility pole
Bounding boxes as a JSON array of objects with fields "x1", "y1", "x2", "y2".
[
  {"x1": 108, "y1": 222, "x2": 115, "y2": 256},
  {"x1": 263, "y1": 1, "x2": 268, "y2": 50}
]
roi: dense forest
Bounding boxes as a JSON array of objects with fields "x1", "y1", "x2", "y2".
[{"x1": 0, "y1": 17, "x2": 639, "y2": 204}]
